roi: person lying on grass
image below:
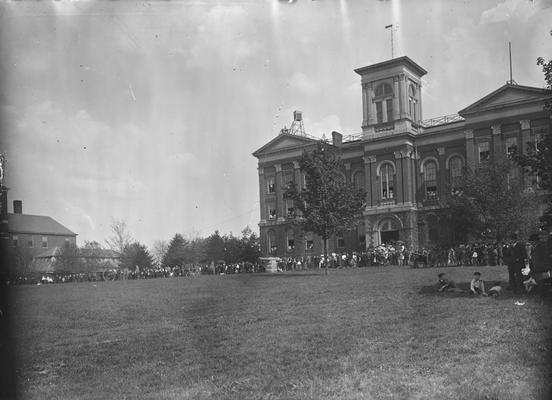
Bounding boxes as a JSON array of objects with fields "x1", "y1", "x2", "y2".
[
  {"x1": 437, "y1": 273, "x2": 464, "y2": 293},
  {"x1": 470, "y1": 272, "x2": 487, "y2": 296},
  {"x1": 487, "y1": 282, "x2": 502, "y2": 297}
]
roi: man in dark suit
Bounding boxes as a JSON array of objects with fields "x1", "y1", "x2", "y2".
[{"x1": 507, "y1": 233, "x2": 527, "y2": 294}]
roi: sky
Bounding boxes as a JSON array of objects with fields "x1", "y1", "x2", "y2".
[{"x1": 0, "y1": 0, "x2": 551, "y2": 249}]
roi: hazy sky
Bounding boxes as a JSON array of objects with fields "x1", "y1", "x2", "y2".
[{"x1": 0, "y1": 0, "x2": 551, "y2": 248}]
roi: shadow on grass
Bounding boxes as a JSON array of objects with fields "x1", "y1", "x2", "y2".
[{"x1": 243, "y1": 272, "x2": 323, "y2": 278}]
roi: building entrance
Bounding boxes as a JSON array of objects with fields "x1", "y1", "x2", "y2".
[{"x1": 381, "y1": 230, "x2": 399, "y2": 244}]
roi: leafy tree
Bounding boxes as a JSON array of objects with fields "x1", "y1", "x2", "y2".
[
  {"x1": 5, "y1": 246, "x2": 33, "y2": 276},
  {"x1": 440, "y1": 159, "x2": 540, "y2": 243},
  {"x1": 80, "y1": 241, "x2": 108, "y2": 272},
  {"x1": 121, "y1": 242, "x2": 155, "y2": 271},
  {"x1": 53, "y1": 242, "x2": 84, "y2": 273},
  {"x1": 204, "y1": 230, "x2": 225, "y2": 263},
  {"x1": 223, "y1": 233, "x2": 241, "y2": 264},
  {"x1": 152, "y1": 240, "x2": 169, "y2": 267},
  {"x1": 285, "y1": 142, "x2": 366, "y2": 274},
  {"x1": 188, "y1": 237, "x2": 206, "y2": 264},
  {"x1": 162, "y1": 234, "x2": 187, "y2": 268},
  {"x1": 83, "y1": 240, "x2": 102, "y2": 249},
  {"x1": 512, "y1": 55, "x2": 552, "y2": 229},
  {"x1": 105, "y1": 219, "x2": 133, "y2": 254},
  {"x1": 239, "y1": 226, "x2": 261, "y2": 264}
]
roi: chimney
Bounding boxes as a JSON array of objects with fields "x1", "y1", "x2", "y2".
[
  {"x1": 13, "y1": 200, "x2": 22, "y2": 214},
  {"x1": 331, "y1": 131, "x2": 343, "y2": 147}
]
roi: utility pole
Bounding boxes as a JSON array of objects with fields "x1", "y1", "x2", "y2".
[{"x1": 385, "y1": 24, "x2": 396, "y2": 59}]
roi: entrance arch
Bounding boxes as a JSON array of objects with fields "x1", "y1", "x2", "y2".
[{"x1": 378, "y1": 217, "x2": 401, "y2": 244}]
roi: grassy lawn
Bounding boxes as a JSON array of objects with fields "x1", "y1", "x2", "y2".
[{"x1": 5, "y1": 266, "x2": 552, "y2": 399}]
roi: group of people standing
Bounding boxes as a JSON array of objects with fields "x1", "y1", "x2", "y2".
[
  {"x1": 436, "y1": 232, "x2": 552, "y2": 296},
  {"x1": 504, "y1": 233, "x2": 551, "y2": 294}
]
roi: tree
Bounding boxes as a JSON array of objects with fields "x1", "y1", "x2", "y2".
[
  {"x1": 52, "y1": 241, "x2": 84, "y2": 273},
  {"x1": 222, "y1": 233, "x2": 241, "y2": 264},
  {"x1": 5, "y1": 246, "x2": 33, "y2": 276},
  {"x1": 83, "y1": 240, "x2": 102, "y2": 250},
  {"x1": 440, "y1": 159, "x2": 540, "y2": 243},
  {"x1": 239, "y1": 226, "x2": 261, "y2": 264},
  {"x1": 204, "y1": 230, "x2": 225, "y2": 263},
  {"x1": 152, "y1": 240, "x2": 169, "y2": 267},
  {"x1": 120, "y1": 242, "x2": 155, "y2": 271},
  {"x1": 285, "y1": 142, "x2": 366, "y2": 274},
  {"x1": 162, "y1": 234, "x2": 187, "y2": 268},
  {"x1": 105, "y1": 219, "x2": 133, "y2": 254},
  {"x1": 512, "y1": 55, "x2": 552, "y2": 229}
]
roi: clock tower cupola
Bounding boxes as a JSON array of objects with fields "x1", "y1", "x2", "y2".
[{"x1": 354, "y1": 56, "x2": 427, "y2": 137}]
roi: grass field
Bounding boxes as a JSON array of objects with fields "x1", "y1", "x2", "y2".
[{"x1": 4, "y1": 266, "x2": 552, "y2": 399}]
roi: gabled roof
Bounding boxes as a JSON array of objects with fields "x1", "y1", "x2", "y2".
[
  {"x1": 34, "y1": 247, "x2": 121, "y2": 259},
  {"x1": 458, "y1": 83, "x2": 551, "y2": 116},
  {"x1": 79, "y1": 248, "x2": 121, "y2": 259},
  {"x1": 252, "y1": 133, "x2": 321, "y2": 158},
  {"x1": 8, "y1": 213, "x2": 77, "y2": 236}
]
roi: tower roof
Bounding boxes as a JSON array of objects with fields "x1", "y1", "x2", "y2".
[{"x1": 354, "y1": 56, "x2": 427, "y2": 77}]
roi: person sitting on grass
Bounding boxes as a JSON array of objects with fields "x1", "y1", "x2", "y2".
[
  {"x1": 470, "y1": 272, "x2": 487, "y2": 296},
  {"x1": 487, "y1": 282, "x2": 503, "y2": 297},
  {"x1": 523, "y1": 276, "x2": 537, "y2": 293},
  {"x1": 437, "y1": 273, "x2": 464, "y2": 293}
]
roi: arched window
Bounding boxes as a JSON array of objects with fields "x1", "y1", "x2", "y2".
[
  {"x1": 374, "y1": 83, "x2": 393, "y2": 124},
  {"x1": 408, "y1": 85, "x2": 417, "y2": 122},
  {"x1": 336, "y1": 172, "x2": 346, "y2": 183},
  {"x1": 380, "y1": 164, "x2": 394, "y2": 200},
  {"x1": 424, "y1": 161, "x2": 438, "y2": 200},
  {"x1": 267, "y1": 231, "x2": 277, "y2": 255},
  {"x1": 353, "y1": 170, "x2": 365, "y2": 190}
]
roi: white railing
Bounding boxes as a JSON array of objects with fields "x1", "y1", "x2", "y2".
[{"x1": 421, "y1": 114, "x2": 465, "y2": 128}]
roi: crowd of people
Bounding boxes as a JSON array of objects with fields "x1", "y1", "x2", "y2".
[
  {"x1": 1, "y1": 262, "x2": 266, "y2": 286},
  {"x1": 3, "y1": 233, "x2": 550, "y2": 289}
]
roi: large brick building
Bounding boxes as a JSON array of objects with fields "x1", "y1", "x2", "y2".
[
  {"x1": 253, "y1": 56, "x2": 551, "y2": 258},
  {"x1": 6, "y1": 200, "x2": 77, "y2": 258}
]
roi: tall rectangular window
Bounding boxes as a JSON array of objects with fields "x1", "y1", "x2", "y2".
[
  {"x1": 42, "y1": 236, "x2": 48, "y2": 248},
  {"x1": 381, "y1": 164, "x2": 394, "y2": 200},
  {"x1": 12, "y1": 235, "x2": 18, "y2": 247},
  {"x1": 28, "y1": 236, "x2": 34, "y2": 248},
  {"x1": 386, "y1": 99, "x2": 393, "y2": 123},
  {"x1": 478, "y1": 142, "x2": 490, "y2": 163},
  {"x1": 283, "y1": 172, "x2": 293, "y2": 188},
  {"x1": 506, "y1": 137, "x2": 517, "y2": 156},
  {"x1": 266, "y1": 176, "x2": 275, "y2": 194},
  {"x1": 286, "y1": 200, "x2": 295, "y2": 217},
  {"x1": 267, "y1": 204, "x2": 277, "y2": 220},
  {"x1": 376, "y1": 101, "x2": 383, "y2": 124},
  {"x1": 424, "y1": 162, "x2": 438, "y2": 200}
]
